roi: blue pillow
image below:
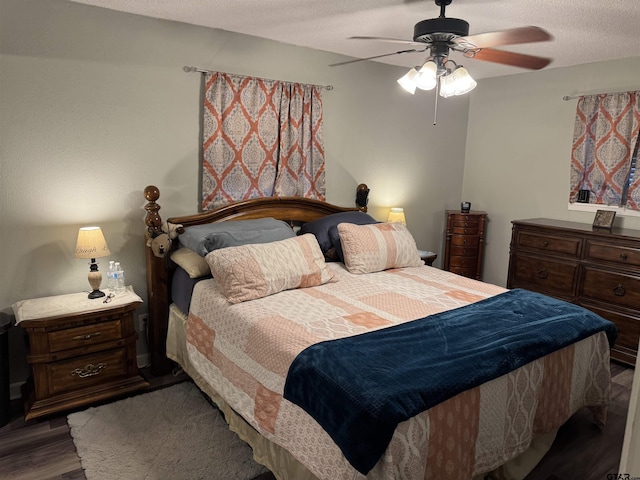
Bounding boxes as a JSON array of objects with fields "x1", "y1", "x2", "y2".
[
  {"x1": 300, "y1": 211, "x2": 377, "y2": 260},
  {"x1": 179, "y1": 218, "x2": 295, "y2": 256}
]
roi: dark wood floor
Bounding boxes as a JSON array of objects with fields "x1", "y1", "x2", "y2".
[{"x1": 0, "y1": 363, "x2": 632, "y2": 480}]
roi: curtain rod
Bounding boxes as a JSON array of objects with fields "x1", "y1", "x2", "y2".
[
  {"x1": 183, "y1": 66, "x2": 334, "y2": 91},
  {"x1": 562, "y1": 88, "x2": 638, "y2": 101}
]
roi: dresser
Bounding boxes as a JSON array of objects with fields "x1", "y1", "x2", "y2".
[
  {"x1": 443, "y1": 210, "x2": 487, "y2": 280},
  {"x1": 507, "y1": 218, "x2": 640, "y2": 365},
  {"x1": 13, "y1": 287, "x2": 149, "y2": 420}
]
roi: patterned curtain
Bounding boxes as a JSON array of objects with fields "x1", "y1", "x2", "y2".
[
  {"x1": 569, "y1": 91, "x2": 640, "y2": 206},
  {"x1": 201, "y1": 72, "x2": 325, "y2": 210}
]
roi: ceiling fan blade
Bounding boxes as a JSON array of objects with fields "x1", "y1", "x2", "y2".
[
  {"x1": 349, "y1": 36, "x2": 423, "y2": 46},
  {"x1": 329, "y1": 49, "x2": 421, "y2": 67},
  {"x1": 456, "y1": 26, "x2": 552, "y2": 49},
  {"x1": 466, "y1": 48, "x2": 552, "y2": 70}
]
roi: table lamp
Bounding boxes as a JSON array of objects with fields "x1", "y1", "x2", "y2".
[
  {"x1": 75, "y1": 226, "x2": 111, "y2": 299},
  {"x1": 387, "y1": 207, "x2": 406, "y2": 226}
]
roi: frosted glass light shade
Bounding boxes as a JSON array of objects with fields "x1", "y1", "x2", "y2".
[
  {"x1": 439, "y1": 74, "x2": 457, "y2": 98},
  {"x1": 415, "y1": 61, "x2": 437, "y2": 91},
  {"x1": 397, "y1": 68, "x2": 419, "y2": 94},
  {"x1": 387, "y1": 207, "x2": 406, "y2": 225},
  {"x1": 453, "y1": 66, "x2": 477, "y2": 95}
]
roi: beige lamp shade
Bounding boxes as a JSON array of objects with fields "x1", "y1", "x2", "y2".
[
  {"x1": 387, "y1": 207, "x2": 406, "y2": 226},
  {"x1": 75, "y1": 226, "x2": 111, "y2": 259}
]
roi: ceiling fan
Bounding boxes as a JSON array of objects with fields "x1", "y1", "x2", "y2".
[
  {"x1": 330, "y1": 0, "x2": 553, "y2": 72},
  {"x1": 330, "y1": 0, "x2": 553, "y2": 123}
]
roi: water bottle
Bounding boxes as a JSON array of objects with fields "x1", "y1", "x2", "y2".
[
  {"x1": 107, "y1": 261, "x2": 115, "y2": 293},
  {"x1": 113, "y1": 262, "x2": 126, "y2": 294}
]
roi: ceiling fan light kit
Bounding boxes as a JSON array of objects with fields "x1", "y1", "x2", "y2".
[{"x1": 337, "y1": 0, "x2": 552, "y2": 122}]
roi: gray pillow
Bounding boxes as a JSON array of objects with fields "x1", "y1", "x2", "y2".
[
  {"x1": 179, "y1": 218, "x2": 295, "y2": 256},
  {"x1": 299, "y1": 211, "x2": 377, "y2": 254}
]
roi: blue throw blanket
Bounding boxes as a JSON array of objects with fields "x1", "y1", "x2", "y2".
[{"x1": 283, "y1": 289, "x2": 617, "y2": 474}]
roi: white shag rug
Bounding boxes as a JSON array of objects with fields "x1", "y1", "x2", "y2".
[{"x1": 67, "y1": 382, "x2": 269, "y2": 480}]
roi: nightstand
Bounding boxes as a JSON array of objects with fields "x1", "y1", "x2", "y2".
[
  {"x1": 418, "y1": 249, "x2": 438, "y2": 266},
  {"x1": 12, "y1": 286, "x2": 149, "y2": 421}
]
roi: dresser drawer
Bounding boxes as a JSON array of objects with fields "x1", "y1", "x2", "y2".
[
  {"x1": 585, "y1": 240, "x2": 640, "y2": 268},
  {"x1": 448, "y1": 266, "x2": 477, "y2": 278},
  {"x1": 582, "y1": 268, "x2": 640, "y2": 310},
  {"x1": 510, "y1": 254, "x2": 579, "y2": 295},
  {"x1": 515, "y1": 231, "x2": 582, "y2": 257},
  {"x1": 449, "y1": 245, "x2": 479, "y2": 257},
  {"x1": 450, "y1": 213, "x2": 481, "y2": 224},
  {"x1": 47, "y1": 348, "x2": 127, "y2": 396},
  {"x1": 48, "y1": 320, "x2": 122, "y2": 353},
  {"x1": 448, "y1": 256, "x2": 478, "y2": 269},
  {"x1": 450, "y1": 235, "x2": 480, "y2": 248},
  {"x1": 578, "y1": 301, "x2": 640, "y2": 357},
  {"x1": 451, "y1": 217, "x2": 481, "y2": 234}
]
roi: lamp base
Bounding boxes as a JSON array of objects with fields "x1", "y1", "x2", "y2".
[{"x1": 88, "y1": 289, "x2": 106, "y2": 299}]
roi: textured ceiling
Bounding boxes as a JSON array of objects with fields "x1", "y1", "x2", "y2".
[{"x1": 69, "y1": 0, "x2": 640, "y2": 79}]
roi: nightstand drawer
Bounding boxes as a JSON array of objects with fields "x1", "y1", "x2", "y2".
[
  {"x1": 48, "y1": 348, "x2": 127, "y2": 395},
  {"x1": 49, "y1": 320, "x2": 122, "y2": 353}
]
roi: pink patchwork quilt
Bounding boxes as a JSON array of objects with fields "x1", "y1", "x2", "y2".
[{"x1": 185, "y1": 263, "x2": 611, "y2": 480}]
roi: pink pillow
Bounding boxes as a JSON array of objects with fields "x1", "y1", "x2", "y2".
[
  {"x1": 337, "y1": 222, "x2": 423, "y2": 274},
  {"x1": 206, "y1": 234, "x2": 334, "y2": 303}
]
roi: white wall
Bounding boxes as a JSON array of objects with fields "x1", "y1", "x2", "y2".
[
  {"x1": 0, "y1": 0, "x2": 469, "y2": 389},
  {"x1": 463, "y1": 57, "x2": 640, "y2": 286}
]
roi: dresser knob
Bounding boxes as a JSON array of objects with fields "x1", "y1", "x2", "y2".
[
  {"x1": 620, "y1": 253, "x2": 628, "y2": 260},
  {"x1": 538, "y1": 269, "x2": 548, "y2": 279},
  {"x1": 464, "y1": 222, "x2": 469, "y2": 227},
  {"x1": 613, "y1": 284, "x2": 626, "y2": 296},
  {"x1": 542, "y1": 241, "x2": 549, "y2": 247}
]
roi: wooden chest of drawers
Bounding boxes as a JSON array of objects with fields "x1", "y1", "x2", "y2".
[
  {"x1": 443, "y1": 210, "x2": 487, "y2": 280},
  {"x1": 15, "y1": 288, "x2": 149, "y2": 420},
  {"x1": 507, "y1": 218, "x2": 640, "y2": 365}
]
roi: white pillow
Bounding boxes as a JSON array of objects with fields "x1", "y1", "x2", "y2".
[{"x1": 171, "y1": 247, "x2": 210, "y2": 279}]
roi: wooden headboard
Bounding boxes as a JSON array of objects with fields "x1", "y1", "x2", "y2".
[{"x1": 142, "y1": 185, "x2": 370, "y2": 375}]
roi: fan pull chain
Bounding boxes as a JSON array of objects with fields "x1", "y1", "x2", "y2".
[{"x1": 433, "y1": 77, "x2": 440, "y2": 125}]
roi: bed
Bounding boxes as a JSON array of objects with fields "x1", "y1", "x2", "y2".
[{"x1": 142, "y1": 185, "x2": 617, "y2": 480}]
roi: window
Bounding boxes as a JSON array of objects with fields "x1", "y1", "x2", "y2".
[{"x1": 569, "y1": 91, "x2": 640, "y2": 213}]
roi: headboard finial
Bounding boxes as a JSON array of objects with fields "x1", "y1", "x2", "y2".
[
  {"x1": 356, "y1": 183, "x2": 370, "y2": 212},
  {"x1": 144, "y1": 185, "x2": 163, "y2": 238}
]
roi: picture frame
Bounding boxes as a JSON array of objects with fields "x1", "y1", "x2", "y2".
[{"x1": 592, "y1": 209, "x2": 616, "y2": 229}]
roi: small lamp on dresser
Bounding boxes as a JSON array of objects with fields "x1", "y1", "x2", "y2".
[{"x1": 74, "y1": 226, "x2": 111, "y2": 299}]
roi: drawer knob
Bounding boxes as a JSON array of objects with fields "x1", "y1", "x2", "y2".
[
  {"x1": 464, "y1": 222, "x2": 469, "y2": 227},
  {"x1": 542, "y1": 241, "x2": 549, "y2": 247},
  {"x1": 620, "y1": 253, "x2": 628, "y2": 260},
  {"x1": 613, "y1": 284, "x2": 626, "y2": 297},
  {"x1": 538, "y1": 268, "x2": 548, "y2": 279},
  {"x1": 71, "y1": 363, "x2": 106, "y2": 378},
  {"x1": 72, "y1": 332, "x2": 102, "y2": 341}
]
